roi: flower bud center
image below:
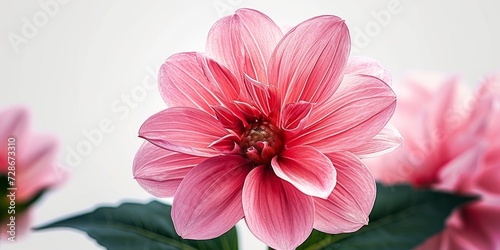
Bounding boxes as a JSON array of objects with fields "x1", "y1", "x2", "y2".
[{"x1": 240, "y1": 120, "x2": 284, "y2": 165}]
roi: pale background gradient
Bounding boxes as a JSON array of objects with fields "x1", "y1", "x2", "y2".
[{"x1": 1, "y1": 0, "x2": 499, "y2": 249}]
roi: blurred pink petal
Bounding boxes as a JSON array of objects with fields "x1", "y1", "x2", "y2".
[
  {"x1": 314, "y1": 152, "x2": 375, "y2": 233},
  {"x1": 269, "y1": 15, "x2": 350, "y2": 106},
  {"x1": 366, "y1": 72, "x2": 500, "y2": 249},
  {"x1": 418, "y1": 205, "x2": 500, "y2": 250},
  {"x1": 172, "y1": 155, "x2": 252, "y2": 239},
  {"x1": 133, "y1": 142, "x2": 206, "y2": 197},
  {"x1": 435, "y1": 144, "x2": 484, "y2": 192},
  {"x1": 0, "y1": 106, "x2": 66, "y2": 241},
  {"x1": 16, "y1": 134, "x2": 61, "y2": 201},
  {"x1": 135, "y1": 8, "x2": 399, "y2": 248},
  {"x1": 350, "y1": 124, "x2": 403, "y2": 158},
  {"x1": 0, "y1": 107, "x2": 29, "y2": 141},
  {"x1": 474, "y1": 163, "x2": 500, "y2": 204},
  {"x1": 243, "y1": 166, "x2": 314, "y2": 250}
]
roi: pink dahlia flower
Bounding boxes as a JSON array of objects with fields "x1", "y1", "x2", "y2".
[
  {"x1": 134, "y1": 9, "x2": 400, "y2": 249},
  {"x1": 0, "y1": 106, "x2": 65, "y2": 241},
  {"x1": 366, "y1": 72, "x2": 500, "y2": 250}
]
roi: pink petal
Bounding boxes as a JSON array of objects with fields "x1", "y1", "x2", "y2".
[
  {"x1": 139, "y1": 107, "x2": 230, "y2": 157},
  {"x1": 448, "y1": 95, "x2": 494, "y2": 157},
  {"x1": 133, "y1": 142, "x2": 206, "y2": 197},
  {"x1": 158, "y1": 52, "x2": 239, "y2": 115},
  {"x1": 243, "y1": 74, "x2": 279, "y2": 117},
  {"x1": 16, "y1": 134, "x2": 65, "y2": 202},
  {"x1": 268, "y1": 15, "x2": 350, "y2": 106},
  {"x1": 344, "y1": 56, "x2": 392, "y2": 84},
  {"x1": 474, "y1": 164, "x2": 500, "y2": 204},
  {"x1": 172, "y1": 155, "x2": 252, "y2": 239},
  {"x1": 415, "y1": 234, "x2": 444, "y2": 250},
  {"x1": 476, "y1": 72, "x2": 500, "y2": 102},
  {"x1": 393, "y1": 72, "x2": 456, "y2": 140},
  {"x1": 0, "y1": 107, "x2": 65, "y2": 202},
  {"x1": 208, "y1": 134, "x2": 240, "y2": 154},
  {"x1": 281, "y1": 101, "x2": 314, "y2": 137},
  {"x1": 243, "y1": 166, "x2": 314, "y2": 250},
  {"x1": 290, "y1": 74, "x2": 396, "y2": 152},
  {"x1": 206, "y1": 8, "x2": 282, "y2": 84},
  {"x1": 425, "y1": 77, "x2": 460, "y2": 139},
  {"x1": 0, "y1": 107, "x2": 29, "y2": 149},
  {"x1": 350, "y1": 124, "x2": 403, "y2": 158},
  {"x1": 435, "y1": 143, "x2": 484, "y2": 193},
  {"x1": 271, "y1": 146, "x2": 336, "y2": 198},
  {"x1": 212, "y1": 105, "x2": 244, "y2": 133},
  {"x1": 419, "y1": 206, "x2": 500, "y2": 250},
  {"x1": 202, "y1": 54, "x2": 242, "y2": 102},
  {"x1": 314, "y1": 152, "x2": 376, "y2": 233},
  {"x1": 233, "y1": 100, "x2": 262, "y2": 124},
  {"x1": 460, "y1": 205, "x2": 500, "y2": 248}
]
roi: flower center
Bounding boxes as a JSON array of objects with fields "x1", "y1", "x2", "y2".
[{"x1": 240, "y1": 120, "x2": 284, "y2": 165}]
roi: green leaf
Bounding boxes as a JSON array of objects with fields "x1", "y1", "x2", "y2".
[
  {"x1": 296, "y1": 183, "x2": 476, "y2": 250},
  {"x1": 36, "y1": 201, "x2": 238, "y2": 250}
]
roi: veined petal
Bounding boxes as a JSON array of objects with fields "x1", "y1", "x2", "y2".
[
  {"x1": 132, "y1": 142, "x2": 206, "y2": 198},
  {"x1": 158, "y1": 52, "x2": 239, "y2": 115},
  {"x1": 269, "y1": 15, "x2": 350, "y2": 106},
  {"x1": 345, "y1": 56, "x2": 392, "y2": 84},
  {"x1": 139, "y1": 107, "x2": 230, "y2": 157},
  {"x1": 233, "y1": 100, "x2": 262, "y2": 124},
  {"x1": 201, "y1": 54, "x2": 241, "y2": 102},
  {"x1": 350, "y1": 123, "x2": 403, "y2": 158},
  {"x1": 208, "y1": 133, "x2": 240, "y2": 154},
  {"x1": 314, "y1": 152, "x2": 376, "y2": 233},
  {"x1": 206, "y1": 8, "x2": 282, "y2": 83},
  {"x1": 243, "y1": 74, "x2": 279, "y2": 117},
  {"x1": 243, "y1": 166, "x2": 314, "y2": 250},
  {"x1": 281, "y1": 101, "x2": 314, "y2": 137},
  {"x1": 172, "y1": 155, "x2": 252, "y2": 239},
  {"x1": 271, "y1": 146, "x2": 336, "y2": 198},
  {"x1": 290, "y1": 74, "x2": 396, "y2": 152},
  {"x1": 212, "y1": 105, "x2": 244, "y2": 133}
]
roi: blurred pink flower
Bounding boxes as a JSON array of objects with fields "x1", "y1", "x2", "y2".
[
  {"x1": 366, "y1": 72, "x2": 500, "y2": 249},
  {"x1": 134, "y1": 8, "x2": 400, "y2": 249},
  {"x1": 0, "y1": 106, "x2": 66, "y2": 241}
]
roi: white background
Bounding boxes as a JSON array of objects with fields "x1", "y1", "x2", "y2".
[{"x1": 1, "y1": 0, "x2": 499, "y2": 249}]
